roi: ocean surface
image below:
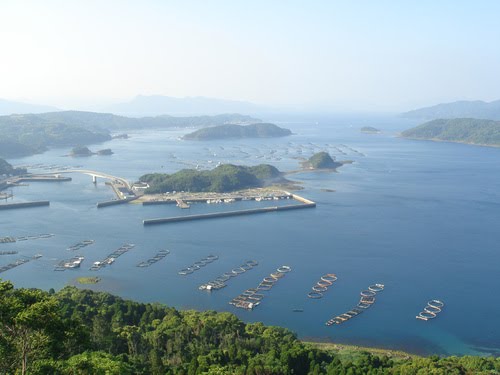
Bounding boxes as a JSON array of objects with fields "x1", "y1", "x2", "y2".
[{"x1": 2, "y1": 113, "x2": 500, "y2": 356}]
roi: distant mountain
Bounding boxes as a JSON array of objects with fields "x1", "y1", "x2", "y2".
[
  {"x1": 183, "y1": 123, "x2": 291, "y2": 140},
  {"x1": 401, "y1": 118, "x2": 500, "y2": 147},
  {"x1": 402, "y1": 100, "x2": 500, "y2": 120},
  {"x1": 0, "y1": 98, "x2": 58, "y2": 116},
  {"x1": 102, "y1": 95, "x2": 265, "y2": 116}
]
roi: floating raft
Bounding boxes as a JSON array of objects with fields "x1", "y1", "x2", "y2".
[
  {"x1": 136, "y1": 249, "x2": 170, "y2": 267},
  {"x1": 325, "y1": 283, "x2": 385, "y2": 326},
  {"x1": 416, "y1": 300, "x2": 445, "y2": 321},
  {"x1": 0, "y1": 258, "x2": 30, "y2": 274},
  {"x1": 178, "y1": 254, "x2": 218, "y2": 275},
  {"x1": 90, "y1": 243, "x2": 135, "y2": 271},
  {"x1": 230, "y1": 265, "x2": 292, "y2": 310},
  {"x1": 199, "y1": 260, "x2": 258, "y2": 291},
  {"x1": 307, "y1": 273, "x2": 338, "y2": 299},
  {"x1": 67, "y1": 239, "x2": 95, "y2": 251}
]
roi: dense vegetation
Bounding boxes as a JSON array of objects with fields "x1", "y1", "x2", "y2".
[
  {"x1": 0, "y1": 158, "x2": 26, "y2": 176},
  {"x1": 402, "y1": 100, "x2": 500, "y2": 120},
  {"x1": 183, "y1": 123, "x2": 292, "y2": 140},
  {"x1": 70, "y1": 146, "x2": 93, "y2": 156},
  {"x1": 401, "y1": 118, "x2": 500, "y2": 146},
  {"x1": 306, "y1": 152, "x2": 342, "y2": 169},
  {"x1": 0, "y1": 111, "x2": 260, "y2": 158},
  {"x1": 140, "y1": 164, "x2": 283, "y2": 193},
  {"x1": 1, "y1": 280, "x2": 500, "y2": 374}
]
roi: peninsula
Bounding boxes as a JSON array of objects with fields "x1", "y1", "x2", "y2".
[
  {"x1": 401, "y1": 118, "x2": 500, "y2": 147},
  {"x1": 182, "y1": 123, "x2": 292, "y2": 140}
]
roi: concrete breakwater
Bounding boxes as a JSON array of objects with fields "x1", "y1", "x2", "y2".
[
  {"x1": 143, "y1": 202, "x2": 316, "y2": 225},
  {"x1": 0, "y1": 201, "x2": 50, "y2": 210},
  {"x1": 96, "y1": 196, "x2": 138, "y2": 208}
]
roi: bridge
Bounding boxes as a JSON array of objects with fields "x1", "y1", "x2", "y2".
[{"x1": 49, "y1": 169, "x2": 131, "y2": 189}]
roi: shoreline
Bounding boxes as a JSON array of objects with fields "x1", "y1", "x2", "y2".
[{"x1": 399, "y1": 135, "x2": 500, "y2": 149}]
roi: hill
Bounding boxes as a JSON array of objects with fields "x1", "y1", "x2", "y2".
[
  {"x1": 0, "y1": 111, "x2": 261, "y2": 158},
  {"x1": 304, "y1": 152, "x2": 343, "y2": 169},
  {"x1": 140, "y1": 164, "x2": 284, "y2": 193},
  {"x1": 1, "y1": 280, "x2": 499, "y2": 374},
  {"x1": 0, "y1": 158, "x2": 26, "y2": 176},
  {"x1": 102, "y1": 95, "x2": 265, "y2": 116},
  {"x1": 0, "y1": 98, "x2": 58, "y2": 116},
  {"x1": 402, "y1": 100, "x2": 500, "y2": 120},
  {"x1": 361, "y1": 126, "x2": 381, "y2": 133},
  {"x1": 401, "y1": 118, "x2": 500, "y2": 147},
  {"x1": 183, "y1": 123, "x2": 292, "y2": 140}
]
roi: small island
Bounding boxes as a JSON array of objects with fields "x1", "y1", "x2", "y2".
[
  {"x1": 76, "y1": 276, "x2": 101, "y2": 284},
  {"x1": 70, "y1": 146, "x2": 113, "y2": 156},
  {"x1": 401, "y1": 118, "x2": 500, "y2": 147},
  {"x1": 140, "y1": 164, "x2": 289, "y2": 194},
  {"x1": 302, "y1": 152, "x2": 343, "y2": 170},
  {"x1": 361, "y1": 126, "x2": 381, "y2": 134},
  {"x1": 182, "y1": 123, "x2": 292, "y2": 140}
]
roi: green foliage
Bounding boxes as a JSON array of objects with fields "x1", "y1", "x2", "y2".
[
  {"x1": 2, "y1": 280, "x2": 500, "y2": 374},
  {"x1": 71, "y1": 146, "x2": 93, "y2": 156},
  {"x1": 183, "y1": 123, "x2": 292, "y2": 140},
  {"x1": 308, "y1": 152, "x2": 341, "y2": 169},
  {"x1": 0, "y1": 111, "x2": 259, "y2": 157},
  {"x1": 402, "y1": 118, "x2": 500, "y2": 146},
  {"x1": 140, "y1": 164, "x2": 282, "y2": 193},
  {"x1": 0, "y1": 158, "x2": 26, "y2": 175}
]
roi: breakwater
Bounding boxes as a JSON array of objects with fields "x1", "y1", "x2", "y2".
[
  {"x1": 96, "y1": 196, "x2": 138, "y2": 208},
  {"x1": 0, "y1": 201, "x2": 50, "y2": 210},
  {"x1": 143, "y1": 202, "x2": 315, "y2": 225}
]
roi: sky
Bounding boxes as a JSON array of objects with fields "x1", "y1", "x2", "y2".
[{"x1": 1, "y1": 0, "x2": 500, "y2": 112}]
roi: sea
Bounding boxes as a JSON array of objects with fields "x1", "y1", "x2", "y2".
[{"x1": 1, "y1": 113, "x2": 500, "y2": 356}]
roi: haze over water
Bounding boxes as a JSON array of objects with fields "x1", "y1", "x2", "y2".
[{"x1": 2, "y1": 114, "x2": 500, "y2": 356}]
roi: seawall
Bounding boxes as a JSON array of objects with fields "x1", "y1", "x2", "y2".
[{"x1": 0, "y1": 201, "x2": 50, "y2": 210}]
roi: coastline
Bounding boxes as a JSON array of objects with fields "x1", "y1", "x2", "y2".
[
  {"x1": 398, "y1": 135, "x2": 500, "y2": 148},
  {"x1": 303, "y1": 341, "x2": 420, "y2": 360}
]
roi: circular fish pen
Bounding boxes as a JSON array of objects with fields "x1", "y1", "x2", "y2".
[
  {"x1": 416, "y1": 300, "x2": 445, "y2": 321},
  {"x1": 325, "y1": 283, "x2": 385, "y2": 325},
  {"x1": 308, "y1": 273, "x2": 338, "y2": 299},
  {"x1": 199, "y1": 259, "x2": 259, "y2": 291},
  {"x1": 178, "y1": 254, "x2": 219, "y2": 275}
]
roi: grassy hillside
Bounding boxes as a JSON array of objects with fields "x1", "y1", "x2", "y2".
[{"x1": 401, "y1": 118, "x2": 500, "y2": 146}]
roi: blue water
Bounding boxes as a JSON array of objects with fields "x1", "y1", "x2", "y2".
[{"x1": 2, "y1": 114, "x2": 500, "y2": 356}]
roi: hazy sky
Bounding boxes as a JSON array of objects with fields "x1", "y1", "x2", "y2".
[{"x1": 1, "y1": 0, "x2": 500, "y2": 111}]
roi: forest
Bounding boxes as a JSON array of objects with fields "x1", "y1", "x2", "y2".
[{"x1": 1, "y1": 280, "x2": 500, "y2": 374}]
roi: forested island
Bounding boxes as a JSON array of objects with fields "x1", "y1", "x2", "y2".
[
  {"x1": 1, "y1": 280, "x2": 499, "y2": 374},
  {"x1": 70, "y1": 146, "x2": 113, "y2": 156},
  {"x1": 303, "y1": 152, "x2": 343, "y2": 169},
  {"x1": 140, "y1": 164, "x2": 286, "y2": 194},
  {"x1": 401, "y1": 118, "x2": 500, "y2": 147},
  {"x1": 361, "y1": 126, "x2": 381, "y2": 134},
  {"x1": 0, "y1": 111, "x2": 261, "y2": 158},
  {"x1": 182, "y1": 123, "x2": 292, "y2": 140},
  {"x1": 402, "y1": 100, "x2": 500, "y2": 120},
  {"x1": 0, "y1": 158, "x2": 26, "y2": 176}
]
